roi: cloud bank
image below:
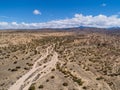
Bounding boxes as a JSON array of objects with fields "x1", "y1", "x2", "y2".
[{"x1": 0, "y1": 14, "x2": 120, "y2": 29}]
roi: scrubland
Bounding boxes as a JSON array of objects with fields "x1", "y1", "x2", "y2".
[{"x1": 0, "y1": 29, "x2": 120, "y2": 90}]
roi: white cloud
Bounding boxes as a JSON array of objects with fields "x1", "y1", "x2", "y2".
[
  {"x1": 101, "y1": 3, "x2": 106, "y2": 7},
  {"x1": 1, "y1": 14, "x2": 120, "y2": 29},
  {"x1": 33, "y1": 9, "x2": 41, "y2": 15}
]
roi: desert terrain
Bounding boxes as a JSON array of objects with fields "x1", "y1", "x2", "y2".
[{"x1": 0, "y1": 28, "x2": 120, "y2": 90}]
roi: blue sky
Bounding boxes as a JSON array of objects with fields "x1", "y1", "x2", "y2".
[
  {"x1": 0, "y1": 0, "x2": 119, "y2": 22},
  {"x1": 0, "y1": 0, "x2": 120, "y2": 29}
]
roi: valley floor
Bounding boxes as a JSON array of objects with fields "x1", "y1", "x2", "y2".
[{"x1": 0, "y1": 29, "x2": 120, "y2": 90}]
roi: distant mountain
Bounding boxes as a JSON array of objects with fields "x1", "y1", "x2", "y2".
[{"x1": 107, "y1": 27, "x2": 120, "y2": 30}]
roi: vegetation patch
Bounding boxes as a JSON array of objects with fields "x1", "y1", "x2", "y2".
[
  {"x1": 29, "y1": 85, "x2": 35, "y2": 90},
  {"x1": 38, "y1": 85, "x2": 44, "y2": 89},
  {"x1": 62, "y1": 82, "x2": 68, "y2": 86}
]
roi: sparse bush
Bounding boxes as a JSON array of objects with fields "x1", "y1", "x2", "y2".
[
  {"x1": 11, "y1": 68, "x2": 18, "y2": 72},
  {"x1": 51, "y1": 76, "x2": 55, "y2": 79},
  {"x1": 46, "y1": 79, "x2": 49, "y2": 82},
  {"x1": 38, "y1": 85, "x2": 44, "y2": 89},
  {"x1": 8, "y1": 68, "x2": 11, "y2": 71},
  {"x1": 16, "y1": 66, "x2": 21, "y2": 69},
  {"x1": 26, "y1": 63, "x2": 33, "y2": 66},
  {"x1": 43, "y1": 65, "x2": 46, "y2": 68},
  {"x1": 13, "y1": 61, "x2": 17, "y2": 64},
  {"x1": 62, "y1": 82, "x2": 68, "y2": 86},
  {"x1": 29, "y1": 85, "x2": 35, "y2": 90},
  {"x1": 96, "y1": 76, "x2": 104, "y2": 80},
  {"x1": 51, "y1": 68, "x2": 55, "y2": 71},
  {"x1": 24, "y1": 67, "x2": 29, "y2": 70},
  {"x1": 82, "y1": 86, "x2": 87, "y2": 89},
  {"x1": 34, "y1": 50, "x2": 37, "y2": 55},
  {"x1": 73, "y1": 77, "x2": 83, "y2": 86}
]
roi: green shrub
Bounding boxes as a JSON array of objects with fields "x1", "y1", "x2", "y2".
[{"x1": 29, "y1": 85, "x2": 35, "y2": 90}]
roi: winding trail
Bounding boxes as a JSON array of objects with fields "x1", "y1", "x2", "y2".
[{"x1": 8, "y1": 46, "x2": 58, "y2": 90}]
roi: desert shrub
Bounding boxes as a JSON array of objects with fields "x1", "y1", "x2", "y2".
[
  {"x1": 70, "y1": 68, "x2": 72, "y2": 70},
  {"x1": 14, "y1": 56, "x2": 18, "y2": 59},
  {"x1": 38, "y1": 85, "x2": 44, "y2": 89},
  {"x1": 0, "y1": 50, "x2": 2, "y2": 53},
  {"x1": 24, "y1": 67, "x2": 29, "y2": 70},
  {"x1": 85, "y1": 67, "x2": 89, "y2": 71},
  {"x1": 82, "y1": 86, "x2": 87, "y2": 89},
  {"x1": 8, "y1": 68, "x2": 11, "y2": 71},
  {"x1": 96, "y1": 76, "x2": 104, "y2": 80},
  {"x1": 29, "y1": 85, "x2": 35, "y2": 90},
  {"x1": 56, "y1": 63, "x2": 61, "y2": 70},
  {"x1": 51, "y1": 76, "x2": 55, "y2": 79},
  {"x1": 26, "y1": 63, "x2": 33, "y2": 66},
  {"x1": 43, "y1": 65, "x2": 46, "y2": 68},
  {"x1": 62, "y1": 82, "x2": 68, "y2": 86},
  {"x1": 51, "y1": 68, "x2": 55, "y2": 71},
  {"x1": 13, "y1": 61, "x2": 17, "y2": 64},
  {"x1": 16, "y1": 66, "x2": 21, "y2": 69},
  {"x1": 73, "y1": 77, "x2": 83, "y2": 86},
  {"x1": 11, "y1": 68, "x2": 17, "y2": 72},
  {"x1": 34, "y1": 50, "x2": 37, "y2": 55},
  {"x1": 64, "y1": 75, "x2": 69, "y2": 78},
  {"x1": 46, "y1": 79, "x2": 49, "y2": 82}
]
